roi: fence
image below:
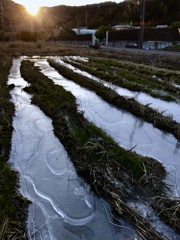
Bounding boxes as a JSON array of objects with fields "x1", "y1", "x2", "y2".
[
  {"x1": 107, "y1": 28, "x2": 180, "y2": 49},
  {"x1": 47, "y1": 34, "x2": 95, "y2": 46}
]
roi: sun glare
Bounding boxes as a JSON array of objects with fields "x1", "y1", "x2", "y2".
[{"x1": 25, "y1": 3, "x2": 39, "y2": 16}]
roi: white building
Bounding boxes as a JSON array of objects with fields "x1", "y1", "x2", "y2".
[
  {"x1": 72, "y1": 28, "x2": 97, "y2": 45},
  {"x1": 72, "y1": 28, "x2": 96, "y2": 35}
]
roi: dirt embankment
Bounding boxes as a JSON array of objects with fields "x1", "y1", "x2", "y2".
[
  {"x1": 1, "y1": 41, "x2": 180, "y2": 70},
  {"x1": 84, "y1": 47, "x2": 180, "y2": 70}
]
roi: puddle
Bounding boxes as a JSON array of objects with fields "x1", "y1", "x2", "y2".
[
  {"x1": 8, "y1": 58, "x2": 139, "y2": 239},
  {"x1": 57, "y1": 56, "x2": 180, "y2": 123}
]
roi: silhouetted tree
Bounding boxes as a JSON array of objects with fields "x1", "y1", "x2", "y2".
[{"x1": 95, "y1": 25, "x2": 112, "y2": 41}]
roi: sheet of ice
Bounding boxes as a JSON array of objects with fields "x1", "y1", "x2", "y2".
[
  {"x1": 8, "y1": 58, "x2": 138, "y2": 240},
  {"x1": 56, "y1": 57, "x2": 180, "y2": 123},
  {"x1": 35, "y1": 59, "x2": 180, "y2": 199}
]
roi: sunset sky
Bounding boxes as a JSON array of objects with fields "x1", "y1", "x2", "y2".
[{"x1": 13, "y1": 0, "x2": 123, "y2": 7}]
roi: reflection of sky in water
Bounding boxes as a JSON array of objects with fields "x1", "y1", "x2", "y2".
[
  {"x1": 59, "y1": 56, "x2": 180, "y2": 123},
  {"x1": 8, "y1": 58, "x2": 138, "y2": 240}
]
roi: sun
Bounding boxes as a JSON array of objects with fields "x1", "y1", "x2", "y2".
[{"x1": 25, "y1": 3, "x2": 40, "y2": 16}]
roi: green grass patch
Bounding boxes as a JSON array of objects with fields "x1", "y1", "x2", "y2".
[
  {"x1": 162, "y1": 44, "x2": 180, "y2": 52},
  {"x1": 69, "y1": 57, "x2": 180, "y2": 101}
]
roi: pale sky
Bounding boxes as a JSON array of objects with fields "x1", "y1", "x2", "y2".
[{"x1": 13, "y1": 0, "x2": 123, "y2": 7}]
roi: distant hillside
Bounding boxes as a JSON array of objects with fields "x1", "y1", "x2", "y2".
[
  {"x1": 36, "y1": 0, "x2": 180, "y2": 29},
  {"x1": 0, "y1": 0, "x2": 180, "y2": 32},
  {"x1": 0, "y1": 0, "x2": 34, "y2": 31}
]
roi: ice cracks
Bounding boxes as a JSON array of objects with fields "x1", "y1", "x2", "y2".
[
  {"x1": 35, "y1": 58, "x2": 180, "y2": 198},
  {"x1": 57, "y1": 56, "x2": 180, "y2": 123},
  {"x1": 7, "y1": 58, "x2": 94, "y2": 237},
  {"x1": 8, "y1": 57, "x2": 138, "y2": 240}
]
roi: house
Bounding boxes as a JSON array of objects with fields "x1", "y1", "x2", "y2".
[
  {"x1": 156, "y1": 25, "x2": 168, "y2": 28},
  {"x1": 72, "y1": 28, "x2": 96, "y2": 35},
  {"x1": 112, "y1": 24, "x2": 133, "y2": 30},
  {"x1": 72, "y1": 28, "x2": 97, "y2": 45}
]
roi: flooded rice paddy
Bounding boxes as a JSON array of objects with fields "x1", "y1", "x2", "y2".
[
  {"x1": 35, "y1": 58, "x2": 180, "y2": 195},
  {"x1": 57, "y1": 56, "x2": 180, "y2": 123},
  {"x1": 8, "y1": 57, "x2": 180, "y2": 239}
]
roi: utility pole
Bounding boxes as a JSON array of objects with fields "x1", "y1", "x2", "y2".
[
  {"x1": 0, "y1": 1, "x2": 4, "y2": 32},
  {"x1": 85, "y1": 11, "x2": 87, "y2": 28},
  {"x1": 139, "y1": 0, "x2": 145, "y2": 49}
]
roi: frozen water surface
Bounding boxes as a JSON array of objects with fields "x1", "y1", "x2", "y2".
[
  {"x1": 7, "y1": 57, "x2": 180, "y2": 239},
  {"x1": 34, "y1": 58, "x2": 180, "y2": 238},
  {"x1": 35, "y1": 59, "x2": 180, "y2": 196},
  {"x1": 8, "y1": 58, "x2": 139, "y2": 239},
  {"x1": 58, "y1": 56, "x2": 180, "y2": 123}
]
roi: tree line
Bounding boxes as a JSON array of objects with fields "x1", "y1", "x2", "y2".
[{"x1": 0, "y1": 0, "x2": 180, "y2": 42}]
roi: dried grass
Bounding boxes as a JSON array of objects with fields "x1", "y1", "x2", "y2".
[
  {"x1": 0, "y1": 216, "x2": 9, "y2": 239},
  {"x1": 152, "y1": 196, "x2": 180, "y2": 231}
]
